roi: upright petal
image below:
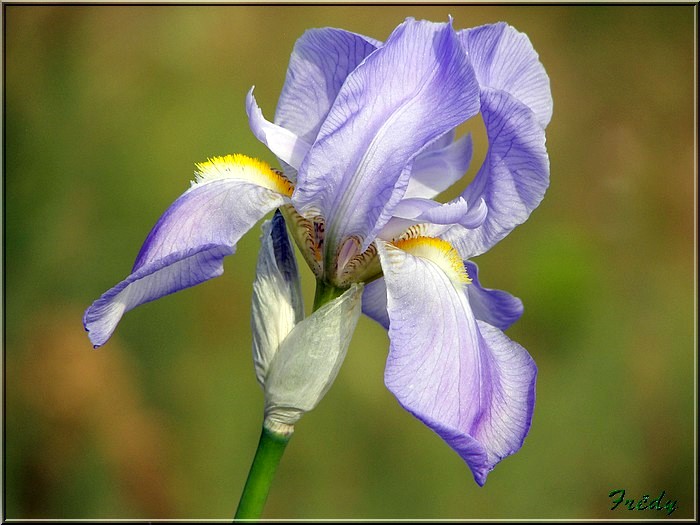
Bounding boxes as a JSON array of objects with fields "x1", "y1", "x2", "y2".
[
  {"x1": 460, "y1": 22, "x2": 552, "y2": 128},
  {"x1": 251, "y1": 211, "x2": 303, "y2": 386},
  {"x1": 403, "y1": 132, "x2": 473, "y2": 200},
  {"x1": 84, "y1": 155, "x2": 292, "y2": 348},
  {"x1": 246, "y1": 89, "x2": 312, "y2": 172},
  {"x1": 445, "y1": 23, "x2": 552, "y2": 259},
  {"x1": 376, "y1": 239, "x2": 536, "y2": 485},
  {"x1": 293, "y1": 18, "x2": 480, "y2": 256},
  {"x1": 447, "y1": 88, "x2": 550, "y2": 259},
  {"x1": 391, "y1": 196, "x2": 487, "y2": 229},
  {"x1": 274, "y1": 27, "x2": 380, "y2": 146}
]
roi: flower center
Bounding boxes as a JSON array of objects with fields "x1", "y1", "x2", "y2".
[{"x1": 280, "y1": 205, "x2": 382, "y2": 287}]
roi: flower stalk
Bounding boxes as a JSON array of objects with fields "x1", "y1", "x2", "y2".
[
  {"x1": 234, "y1": 425, "x2": 292, "y2": 520},
  {"x1": 313, "y1": 280, "x2": 348, "y2": 311}
]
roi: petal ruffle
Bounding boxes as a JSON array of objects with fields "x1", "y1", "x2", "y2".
[
  {"x1": 377, "y1": 240, "x2": 536, "y2": 485},
  {"x1": 84, "y1": 167, "x2": 288, "y2": 348},
  {"x1": 446, "y1": 88, "x2": 550, "y2": 259},
  {"x1": 274, "y1": 27, "x2": 380, "y2": 146},
  {"x1": 460, "y1": 22, "x2": 552, "y2": 128},
  {"x1": 465, "y1": 261, "x2": 523, "y2": 331},
  {"x1": 444, "y1": 23, "x2": 552, "y2": 259},
  {"x1": 293, "y1": 18, "x2": 480, "y2": 254}
]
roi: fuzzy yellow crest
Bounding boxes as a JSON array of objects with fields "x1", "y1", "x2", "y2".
[
  {"x1": 393, "y1": 236, "x2": 471, "y2": 285},
  {"x1": 194, "y1": 154, "x2": 294, "y2": 197}
]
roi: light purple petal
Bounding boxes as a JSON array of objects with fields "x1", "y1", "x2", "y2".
[
  {"x1": 377, "y1": 240, "x2": 536, "y2": 485},
  {"x1": 361, "y1": 277, "x2": 389, "y2": 330},
  {"x1": 274, "y1": 27, "x2": 380, "y2": 146},
  {"x1": 465, "y1": 261, "x2": 523, "y2": 331},
  {"x1": 293, "y1": 18, "x2": 480, "y2": 255},
  {"x1": 375, "y1": 216, "x2": 419, "y2": 245},
  {"x1": 392, "y1": 196, "x2": 487, "y2": 229},
  {"x1": 442, "y1": 22, "x2": 552, "y2": 259},
  {"x1": 84, "y1": 178, "x2": 287, "y2": 348},
  {"x1": 446, "y1": 88, "x2": 550, "y2": 259},
  {"x1": 404, "y1": 132, "x2": 473, "y2": 199},
  {"x1": 246, "y1": 88, "x2": 312, "y2": 172},
  {"x1": 460, "y1": 22, "x2": 552, "y2": 128}
]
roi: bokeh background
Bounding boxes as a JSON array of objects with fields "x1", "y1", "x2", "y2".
[{"x1": 3, "y1": 4, "x2": 695, "y2": 520}]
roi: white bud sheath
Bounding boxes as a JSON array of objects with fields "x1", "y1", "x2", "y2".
[
  {"x1": 263, "y1": 283, "x2": 363, "y2": 429},
  {"x1": 251, "y1": 212, "x2": 303, "y2": 387}
]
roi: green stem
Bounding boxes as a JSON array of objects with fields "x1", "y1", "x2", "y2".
[
  {"x1": 312, "y1": 279, "x2": 347, "y2": 312},
  {"x1": 234, "y1": 426, "x2": 291, "y2": 520}
]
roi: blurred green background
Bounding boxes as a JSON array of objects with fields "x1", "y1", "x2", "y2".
[{"x1": 3, "y1": 4, "x2": 695, "y2": 520}]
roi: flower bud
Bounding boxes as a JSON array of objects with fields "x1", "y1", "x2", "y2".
[
  {"x1": 251, "y1": 211, "x2": 303, "y2": 386},
  {"x1": 251, "y1": 212, "x2": 363, "y2": 435},
  {"x1": 263, "y1": 283, "x2": 362, "y2": 431}
]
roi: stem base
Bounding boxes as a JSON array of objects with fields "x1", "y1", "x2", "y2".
[{"x1": 234, "y1": 426, "x2": 291, "y2": 520}]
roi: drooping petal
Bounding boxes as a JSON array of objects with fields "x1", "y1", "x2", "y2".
[
  {"x1": 460, "y1": 22, "x2": 553, "y2": 128},
  {"x1": 293, "y1": 18, "x2": 480, "y2": 255},
  {"x1": 465, "y1": 261, "x2": 523, "y2": 331},
  {"x1": 246, "y1": 88, "x2": 312, "y2": 173},
  {"x1": 404, "y1": 132, "x2": 473, "y2": 200},
  {"x1": 251, "y1": 211, "x2": 303, "y2": 386},
  {"x1": 84, "y1": 155, "x2": 292, "y2": 348},
  {"x1": 264, "y1": 283, "x2": 364, "y2": 428},
  {"x1": 446, "y1": 88, "x2": 550, "y2": 259},
  {"x1": 361, "y1": 259, "x2": 522, "y2": 333},
  {"x1": 274, "y1": 27, "x2": 380, "y2": 146},
  {"x1": 361, "y1": 277, "x2": 389, "y2": 330},
  {"x1": 376, "y1": 239, "x2": 536, "y2": 485}
]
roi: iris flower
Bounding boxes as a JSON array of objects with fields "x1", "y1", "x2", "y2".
[{"x1": 84, "y1": 17, "x2": 551, "y2": 486}]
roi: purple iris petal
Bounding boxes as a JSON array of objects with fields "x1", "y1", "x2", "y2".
[
  {"x1": 84, "y1": 178, "x2": 287, "y2": 348},
  {"x1": 274, "y1": 27, "x2": 380, "y2": 146},
  {"x1": 404, "y1": 132, "x2": 473, "y2": 199},
  {"x1": 377, "y1": 240, "x2": 536, "y2": 485},
  {"x1": 361, "y1": 260, "x2": 521, "y2": 334},
  {"x1": 460, "y1": 22, "x2": 553, "y2": 128},
  {"x1": 464, "y1": 261, "x2": 523, "y2": 331},
  {"x1": 361, "y1": 277, "x2": 389, "y2": 330},
  {"x1": 292, "y1": 18, "x2": 480, "y2": 254},
  {"x1": 246, "y1": 89, "x2": 311, "y2": 173},
  {"x1": 443, "y1": 23, "x2": 551, "y2": 259},
  {"x1": 391, "y1": 196, "x2": 487, "y2": 229},
  {"x1": 446, "y1": 88, "x2": 550, "y2": 259}
]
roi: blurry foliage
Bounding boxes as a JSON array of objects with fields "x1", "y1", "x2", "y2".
[{"x1": 3, "y1": 4, "x2": 695, "y2": 520}]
